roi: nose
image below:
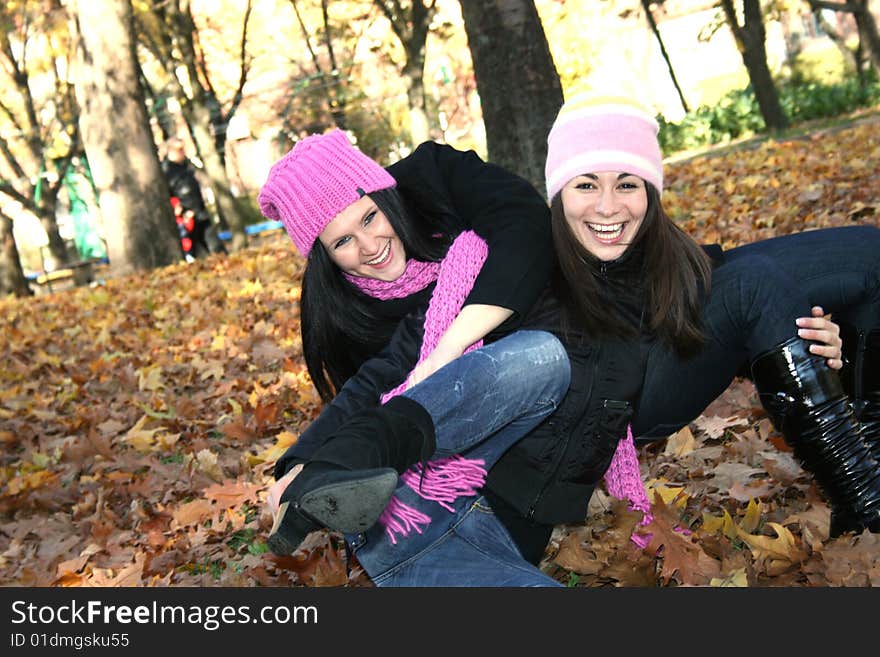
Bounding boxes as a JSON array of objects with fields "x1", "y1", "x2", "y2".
[
  {"x1": 358, "y1": 231, "x2": 381, "y2": 255},
  {"x1": 595, "y1": 188, "x2": 619, "y2": 217}
]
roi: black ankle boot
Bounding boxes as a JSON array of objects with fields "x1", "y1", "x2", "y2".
[
  {"x1": 840, "y1": 325, "x2": 880, "y2": 460},
  {"x1": 267, "y1": 396, "x2": 437, "y2": 555},
  {"x1": 751, "y1": 337, "x2": 880, "y2": 537}
]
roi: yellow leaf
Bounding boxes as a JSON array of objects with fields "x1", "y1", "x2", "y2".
[
  {"x1": 740, "y1": 498, "x2": 762, "y2": 534},
  {"x1": 122, "y1": 414, "x2": 160, "y2": 452},
  {"x1": 701, "y1": 508, "x2": 738, "y2": 539},
  {"x1": 710, "y1": 568, "x2": 749, "y2": 587},
  {"x1": 252, "y1": 430, "x2": 299, "y2": 465},
  {"x1": 664, "y1": 425, "x2": 695, "y2": 457},
  {"x1": 228, "y1": 398, "x2": 243, "y2": 416},
  {"x1": 647, "y1": 480, "x2": 688, "y2": 508},
  {"x1": 6, "y1": 470, "x2": 57, "y2": 495},
  {"x1": 137, "y1": 366, "x2": 164, "y2": 392},
  {"x1": 193, "y1": 448, "x2": 224, "y2": 481},
  {"x1": 737, "y1": 522, "x2": 807, "y2": 570}
]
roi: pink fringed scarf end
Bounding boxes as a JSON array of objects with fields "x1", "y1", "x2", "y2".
[
  {"x1": 378, "y1": 456, "x2": 487, "y2": 542},
  {"x1": 378, "y1": 496, "x2": 432, "y2": 545},
  {"x1": 604, "y1": 424, "x2": 653, "y2": 548},
  {"x1": 401, "y1": 455, "x2": 487, "y2": 511}
]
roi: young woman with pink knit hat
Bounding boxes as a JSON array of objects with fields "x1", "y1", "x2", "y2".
[
  {"x1": 258, "y1": 129, "x2": 572, "y2": 585},
  {"x1": 516, "y1": 91, "x2": 880, "y2": 546}
]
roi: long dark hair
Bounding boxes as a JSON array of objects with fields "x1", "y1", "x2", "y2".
[
  {"x1": 550, "y1": 182, "x2": 712, "y2": 356},
  {"x1": 301, "y1": 187, "x2": 450, "y2": 402}
]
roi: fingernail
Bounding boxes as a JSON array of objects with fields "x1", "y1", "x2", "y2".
[
  {"x1": 795, "y1": 318, "x2": 806, "y2": 327},
  {"x1": 798, "y1": 329, "x2": 807, "y2": 337}
]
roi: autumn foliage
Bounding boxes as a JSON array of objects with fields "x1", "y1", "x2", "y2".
[{"x1": 1, "y1": 118, "x2": 879, "y2": 588}]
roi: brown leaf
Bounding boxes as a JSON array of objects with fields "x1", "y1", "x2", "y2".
[{"x1": 644, "y1": 495, "x2": 721, "y2": 585}]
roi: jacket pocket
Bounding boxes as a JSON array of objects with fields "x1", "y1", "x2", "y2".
[{"x1": 572, "y1": 399, "x2": 633, "y2": 484}]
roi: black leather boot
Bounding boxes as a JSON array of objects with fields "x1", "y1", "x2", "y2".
[
  {"x1": 267, "y1": 396, "x2": 436, "y2": 555},
  {"x1": 840, "y1": 324, "x2": 880, "y2": 460},
  {"x1": 751, "y1": 337, "x2": 880, "y2": 537}
]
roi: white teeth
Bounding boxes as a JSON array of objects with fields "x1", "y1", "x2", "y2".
[
  {"x1": 366, "y1": 241, "x2": 391, "y2": 265},
  {"x1": 587, "y1": 222, "x2": 624, "y2": 233}
]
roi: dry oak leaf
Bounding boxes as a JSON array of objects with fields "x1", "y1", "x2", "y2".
[
  {"x1": 736, "y1": 522, "x2": 808, "y2": 575},
  {"x1": 709, "y1": 461, "x2": 764, "y2": 491},
  {"x1": 171, "y1": 499, "x2": 215, "y2": 529},
  {"x1": 553, "y1": 527, "x2": 606, "y2": 576},
  {"x1": 664, "y1": 426, "x2": 697, "y2": 457},
  {"x1": 809, "y1": 532, "x2": 880, "y2": 586},
  {"x1": 203, "y1": 479, "x2": 262, "y2": 508},
  {"x1": 692, "y1": 415, "x2": 748, "y2": 440},
  {"x1": 643, "y1": 494, "x2": 722, "y2": 586},
  {"x1": 728, "y1": 479, "x2": 776, "y2": 503}
]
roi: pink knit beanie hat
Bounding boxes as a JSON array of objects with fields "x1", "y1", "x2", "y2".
[
  {"x1": 258, "y1": 129, "x2": 396, "y2": 256},
  {"x1": 545, "y1": 93, "x2": 663, "y2": 200}
]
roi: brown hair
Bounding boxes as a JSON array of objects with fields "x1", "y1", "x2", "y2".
[{"x1": 549, "y1": 183, "x2": 712, "y2": 355}]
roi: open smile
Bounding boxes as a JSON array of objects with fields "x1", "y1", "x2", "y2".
[
  {"x1": 364, "y1": 240, "x2": 392, "y2": 266},
  {"x1": 586, "y1": 222, "x2": 628, "y2": 243}
]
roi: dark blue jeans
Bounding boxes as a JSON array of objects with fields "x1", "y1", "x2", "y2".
[
  {"x1": 349, "y1": 330, "x2": 569, "y2": 587},
  {"x1": 634, "y1": 226, "x2": 880, "y2": 440}
]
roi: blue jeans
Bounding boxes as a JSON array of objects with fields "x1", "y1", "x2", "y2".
[
  {"x1": 634, "y1": 226, "x2": 880, "y2": 439},
  {"x1": 348, "y1": 330, "x2": 569, "y2": 587}
]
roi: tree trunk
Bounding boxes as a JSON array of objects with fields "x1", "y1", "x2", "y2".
[
  {"x1": 374, "y1": 0, "x2": 436, "y2": 145},
  {"x1": 460, "y1": 0, "x2": 563, "y2": 197},
  {"x1": 404, "y1": 59, "x2": 430, "y2": 144},
  {"x1": 0, "y1": 213, "x2": 32, "y2": 297},
  {"x1": 809, "y1": 0, "x2": 880, "y2": 73},
  {"x1": 853, "y1": 0, "x2": 880, "y2": 72},
  {"x1": 720, "y1": 0, "x2": 788, "y2": 131},
  {"x1": 641, "y1": 0, "x2": 689, "y2": 114},
  {"x1": 71, "y1": 0, "x2": 182, "y2": 276}
]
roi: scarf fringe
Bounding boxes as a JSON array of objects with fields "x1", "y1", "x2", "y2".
[
  {"x1": 378, "y1": 456, "x2": 488, "y2": 543},
  {"x1": 378, "y1": 496, "x2": 432, "y2": 545},
  {"x1": 401, "y1": 456, "x2": 487, "y2": 512},
  {"x1": 604, "y1": 424, "x2": 654, "y2": 548}
]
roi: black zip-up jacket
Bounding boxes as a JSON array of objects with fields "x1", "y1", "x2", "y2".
[{"x1": 275, "y1": 140, "x2": 554, "y2": 477}]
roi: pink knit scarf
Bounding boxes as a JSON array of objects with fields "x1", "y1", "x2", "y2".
[
  {"x1": 347, "y1": 231, "x2": 490, "y2": 544},
  {"x1": 604, "y1": 425, "x2": 653, "y2": 547},
  {"x1": 344, "y1": 258, "x2": 441, "y2": 300}
]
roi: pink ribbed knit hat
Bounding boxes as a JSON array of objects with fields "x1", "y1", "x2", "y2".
[
  {"x1": 545, "y1": 93, "x2": 663, "y2": 200},
  {"x1": 258, "y1": 129, "x2": 396, "y2": 256}
]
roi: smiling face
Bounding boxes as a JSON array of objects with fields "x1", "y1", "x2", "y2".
[
  {"x1": 560, "y1": 171, "x2": 648, "y2": 262},
  {"x1": 317, "y1": 194, "x2": 407, "y2": 281}
]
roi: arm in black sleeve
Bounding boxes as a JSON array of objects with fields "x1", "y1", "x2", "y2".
[
  {"x1": 416, "y1": 142, "x2": 555, "y2": 330},
  {"x1": 273, "y1": 311, "x2": 424, "y2": 478}
]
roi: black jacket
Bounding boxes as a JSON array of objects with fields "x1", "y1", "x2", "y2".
[
  {"x1": 275, "y1": 140, "x2": 555, "y2": 477},
  {"x1": 162, "y1": 158, "x2": 209, "y2": 221}
]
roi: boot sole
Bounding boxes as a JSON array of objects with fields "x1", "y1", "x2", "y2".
[{"x1": 299, "y1": 468, "x2": 399, "y2": 534}]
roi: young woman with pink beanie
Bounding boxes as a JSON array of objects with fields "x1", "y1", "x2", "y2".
[
  {"x1": 258, "y1": 128, "x2": 572, "y2": 585},
  {"x1": 517, "y1": 92, "x2": 880, "y2": 545}
]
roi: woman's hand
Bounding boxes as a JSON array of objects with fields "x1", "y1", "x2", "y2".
[
  {"x1": 404, "y1": 304, "x2": 514, "y2": 391},
  {"x1": 266, "y1": 464, "x2": 303, "y2": 516},
  {"x1": 796, "y1": 306, "x2": 843, "y2": 370},
  {"x1": 406, "y1": 342, "x2": 464, "y2": 389}
]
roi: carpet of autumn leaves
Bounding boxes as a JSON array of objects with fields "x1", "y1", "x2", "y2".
[{"x1": 2, "y1": 116, "x2": 879, "y2": 588}]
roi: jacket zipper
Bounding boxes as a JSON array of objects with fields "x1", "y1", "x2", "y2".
[{"x1": 854, "y1": 328, "x2": 867, "y2": 413}]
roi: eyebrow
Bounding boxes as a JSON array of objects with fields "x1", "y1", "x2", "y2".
[{"x1": 582, "y1": 173, "x2": 636, "y2": 180}]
